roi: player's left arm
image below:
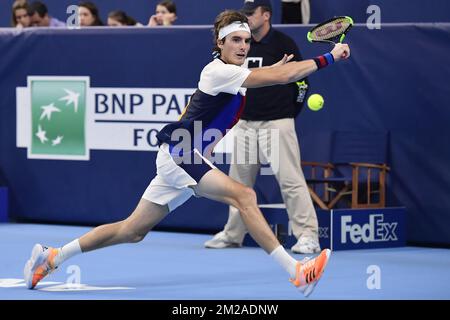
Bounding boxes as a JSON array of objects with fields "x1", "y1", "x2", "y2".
[{"x1": 242, "y1": 43, "x2": 350, "y2": 88}]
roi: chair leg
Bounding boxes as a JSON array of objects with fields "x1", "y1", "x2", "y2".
[
  {"x1": 327, "y1": 184, "x2": 350, "y2": 209},
  {"x1": 307, "y1": 186, "x2": 329, "y2": 210},
  {"x1": 379, "y1": 171, "x2": 386, "y2": 207}
]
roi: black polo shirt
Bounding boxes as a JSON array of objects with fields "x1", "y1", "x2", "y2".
[{"x1": 242, "y1": 27, "x2": 308, "y2": 121}]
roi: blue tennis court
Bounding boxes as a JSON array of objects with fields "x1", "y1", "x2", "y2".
[{"x1": 1, "y1": 223, "x2": 449, "y2": 300}]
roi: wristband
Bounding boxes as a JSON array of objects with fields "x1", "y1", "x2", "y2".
[{"x1": 313, "y1": 52, "x2": 335, "y2": 69}]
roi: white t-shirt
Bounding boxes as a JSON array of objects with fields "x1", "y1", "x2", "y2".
[{"x1": 198, "y1": 59, "x2": 251, "y2": 96}]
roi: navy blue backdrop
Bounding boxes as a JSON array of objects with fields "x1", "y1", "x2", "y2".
[
  {"x1": 1, "y1": 24, "x2": 450, "y2": 246},
  {"x1": 2, "y1": 0, "x2": 450, "y2": 27}
]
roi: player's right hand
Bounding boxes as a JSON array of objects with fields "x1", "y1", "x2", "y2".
[{"x1": 331, "y1": 43, "x2": 350, "y2": 61}]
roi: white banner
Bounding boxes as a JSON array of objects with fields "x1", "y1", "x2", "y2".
[{"x1": 16, "y1": 77, "x2": 235, "y2": 158}]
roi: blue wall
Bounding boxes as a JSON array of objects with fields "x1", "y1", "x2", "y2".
[
  {"x1": 310, "y1": 0, "x2": 450, "y2": 24},
  {"x1": 2, "y1": 0, "x2": 450, "y2": 28},
  {"x1": 1, "y1": 0, "x2": 272, "y2": 27},
  {"x1": 1, "y1": 24, "x2": 450, "y2": 246}
]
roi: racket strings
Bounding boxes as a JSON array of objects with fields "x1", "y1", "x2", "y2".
[{"x1": 310, "y1": 18, "x2": 351, "y2": 41}]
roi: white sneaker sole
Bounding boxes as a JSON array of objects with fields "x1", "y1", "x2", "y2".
[
  {"x1": 302, "y1": 249, "x2": 332, "y2": 297},
  {"x1": 23, "y1": 244, "x2": 46, "y2": 289},
  {"x1": 204, "y1": 242, "x2": 241, "y2": 249}
]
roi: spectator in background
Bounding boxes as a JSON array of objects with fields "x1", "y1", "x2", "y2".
[
  {"x1": 11, "y1": 0, "x2": 31, "y2": 28},
  {"x1": 282, "y1": 0, "x2": 310, "y2": 24},
  {"x1": 107, "y1": 10, "x2": 142, "y2": 27},
  {"x1": 78, "y1": 1, "x2": 103, "y2": 26},
  {"x1": 28, "y1": 1, "x2": 65, "y2": 27},
  {"x1": 148, "y1": 0, "x2": 177, "y2": 26}
]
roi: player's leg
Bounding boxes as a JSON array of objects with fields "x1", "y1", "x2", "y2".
[
  {"x1": 193, "y1": 168, "x2": 278, "y2": 253},
  {"x1": 193, "y1": 168, "x2": 331, "y2": 296},
  {"x1": 205, "y1": 120, "x2": 260, "y2": 248},
  {"x1": 23, "y1": 143, "x2": 190, "y2": 289},
  {"x1": 79, "y1": 199, "x2": 168, "y2": 252},
  {"x1": 205, "y1": 162, "x2": 259, "y2": 247},
  {"x1": 24, "y1": 198, "x2": 168, "y2": 289}
]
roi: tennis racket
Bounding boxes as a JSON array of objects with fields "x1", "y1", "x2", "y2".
[{"x1": 307, "y1": 16, "x2": 353, "y2": 45}]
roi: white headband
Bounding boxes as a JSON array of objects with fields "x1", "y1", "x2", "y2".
[{"x1": 218, "y1": 21, "x2": 251, "y2": 40}]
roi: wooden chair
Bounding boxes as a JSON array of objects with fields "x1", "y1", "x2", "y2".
[
  {"x1": 302, "y1": 131, "x2": 390, "y2": 209},
  {"x1": 301, "y1": 161, "x2": 335, "y2": 210}
]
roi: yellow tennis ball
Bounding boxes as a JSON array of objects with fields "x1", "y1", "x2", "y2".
[{"x1": 307, "y1": 94, "x2": 324, "y2": 111}]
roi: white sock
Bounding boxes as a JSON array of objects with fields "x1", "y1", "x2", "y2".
[
  {"x1": 270, "y1": 245, "x2": 297, "y2": 278},
  {"x1": 53, "y1": 239, "x2": 82, "y2": 267}
]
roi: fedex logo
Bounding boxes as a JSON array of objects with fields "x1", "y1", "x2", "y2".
[{"x1": 341, "y1": 214, "x2": 398, "y2": 244}]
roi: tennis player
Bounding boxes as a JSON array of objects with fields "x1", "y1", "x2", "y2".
[{"x1": 24, "y1": 10, "x2": 350, "y2": 297}]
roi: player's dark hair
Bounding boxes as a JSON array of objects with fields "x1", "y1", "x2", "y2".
[{"x1": 212, "y1": 10, "x2": 248, "y2": 58}]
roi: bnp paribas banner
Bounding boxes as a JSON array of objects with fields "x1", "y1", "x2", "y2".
[{"x1": 16, "y1": 76, "x2": 201, "y2": 160}]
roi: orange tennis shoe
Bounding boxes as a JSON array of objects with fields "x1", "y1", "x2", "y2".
[
  {"x1": 290, "y1": 248, "x2": 331, "y2": 297},
  {"x1": 24, "y1": 244, "x2": 58, "y2": 289}
]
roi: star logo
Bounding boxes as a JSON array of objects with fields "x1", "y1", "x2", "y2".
[
  {"x1": 59, "y1": 89, "x2": 80, "y2": 112},
  {"x1": 35, "y1": 125, "x2": 48, "y2": 144},
  {"x1": 52, "y1": 135, "x2": 64, "y2": 146},
  {"x1": 40, "y1": 103, "x2": 61, "y2": 121},
  {"x1": 28, "y1": 77, "x2": 88, "y2": 160}
]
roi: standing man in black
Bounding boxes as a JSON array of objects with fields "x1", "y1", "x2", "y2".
[{"x1": 205, "y1": 0, "x2": 321, "y2": 254}]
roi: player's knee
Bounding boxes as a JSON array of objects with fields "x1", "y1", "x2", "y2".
[
  {"x1": 127, "y1": 231, "x2": 146, "y2": 243},
  {"x1": 120, "y1": 222, "x2": 147, "y2": 243},
  {"x1": 236, "y1": 186, "x2": 257, "y2": 211}
]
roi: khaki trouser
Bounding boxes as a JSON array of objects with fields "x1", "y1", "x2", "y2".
[{"x1": 222, "y1": 118, "x2": 319, "y2": 243}]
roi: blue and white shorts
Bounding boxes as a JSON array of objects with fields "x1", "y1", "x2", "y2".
[{"x1": 142, "y1": 143, "x2": 216, "y2": 211}]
